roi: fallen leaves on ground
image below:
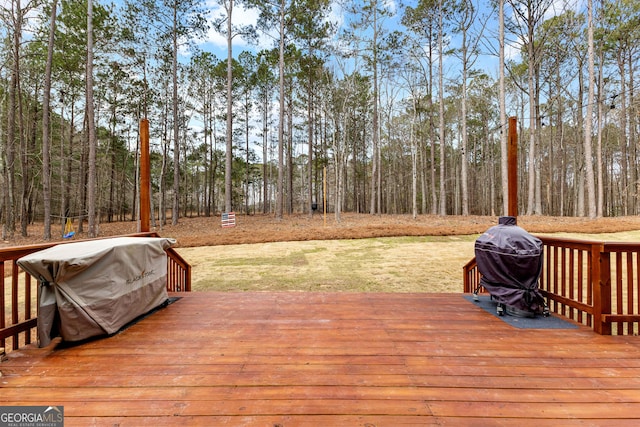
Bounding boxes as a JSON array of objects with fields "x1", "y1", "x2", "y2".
[{"x1": 3, "y1": 213, "x2": 640, "y2": 248}]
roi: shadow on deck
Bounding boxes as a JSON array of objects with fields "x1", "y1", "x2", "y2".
[{"x1": 2, "y1": 291, "x2": 640, "y2": 426}]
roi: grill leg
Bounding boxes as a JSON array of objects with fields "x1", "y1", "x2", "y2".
[{"x1": 472, "y1": 284, "x2": 484, "y2": 301}]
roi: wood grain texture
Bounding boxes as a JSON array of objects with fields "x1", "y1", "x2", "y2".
[{"x1": 2, "y1": 292, "x2": 640, "y2": 426}]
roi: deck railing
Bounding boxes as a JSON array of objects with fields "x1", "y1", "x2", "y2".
[
  {"x1": 1, "y1": 233, "x2": 191, "y2": 354},
  {"x1": 463, "y1": 235, "x2": 640, "y2": 335}
]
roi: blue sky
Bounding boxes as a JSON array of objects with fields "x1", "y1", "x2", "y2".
[{"x1": 184, "y1": 0, "x2": 553, "y2": 80}]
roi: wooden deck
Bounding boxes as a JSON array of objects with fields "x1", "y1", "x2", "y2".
[{"x1": 2, "y1": 292, "x2": 640, "y2": 426}]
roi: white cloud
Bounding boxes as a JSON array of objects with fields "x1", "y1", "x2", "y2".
[
  {"x1": 328, "y1": 1, "x2": 345, "y2": 31},
  {"x1": 198, "y1": 2, "x2": 273, "y2": 52},
  {"x1": 383, "y1": 0, "x2": 397, "y2": 16},
  {"x1": 545, "y1": 0, "x2": 584, "y2": 20},
  {"x1": 198, "y1": 0, "x2": 344, "y2": 54},
  {"x1": 505, "y1": 39, "x2": 522, "y2": 61}
]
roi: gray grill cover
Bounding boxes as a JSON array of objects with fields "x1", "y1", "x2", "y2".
[
  {"x1": 18, "y1": 237, "x2": 174, "y2": 347},
  {"x1": 474, "y1": 216, "x2": 545, "y2": 313}
]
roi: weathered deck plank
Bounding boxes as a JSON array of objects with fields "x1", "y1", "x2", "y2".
[{"x1": 2, "y1": 292, "x2": 640, "y2": 426}]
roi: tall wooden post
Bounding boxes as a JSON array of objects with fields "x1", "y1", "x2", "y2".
[
  {"x1": 508, "y1": 116, "x2": 518, "y2": 218},
  {"x1": 140, "y1": 119, "x2": 150, "y2": 232},
  {"x1": 592, "y1": 244, "x2": 612, "y2": 335}
]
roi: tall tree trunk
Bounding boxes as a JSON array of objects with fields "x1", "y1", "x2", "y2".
[
  {"x1": 576, "y1": 58, "x2": 585, "y2": 216},
  {"x1": 617, "y1": 51, "x2": 628, "y2": 215},
  {"x1": 307, "y1": 80, "x2": 314, "y2": 218},
  {"x1": 172, "y1": 5, "x2": 180, "y2": 225},
  {"x1": 160, "y1": 103, "x2": 169, "y2": 227},
  {"x1": 3, "y1": 0, "x2": 19, "y2": 241},
  {"x1": 411, "y1": 99, "x2": 417, "y2": 219},
  {"x1": 44, "y1": 0, "x2": 58, "y2": 240},
  {"x1": 108, "y1": 86, "x2": 118, "y2": 223},
  {"x1": 276, "y1": 0, "x2": 285, "y2": 219},
  {"x1": 109, "y1": 151, "x2": 116, "y2": 222},
  {"x1": 15, "y1": 4, "x2": 28, "y2": 237},
  {"x1": 525, "y1": 23, "x2": 536, "y2": 215},
  {"x1": 628, "y1": 51, "x2": 637, "y2": 214},
  {"x1": 438, "y1": 0, "x2": 446, "y2": 216},
  {"x1": 334, "y1": 114, "x2": 347, "y2": 223},
  {"x1": 460, "y1": 19, "x2": 469, "y2": 216},
  {"x1": 499, "y1": 0, "x2": 508, "y2": 215},
  {"x1": 370, "y1": 4, "x2": 379, "y2": 215},
  {"x1": 420, "y1": 128, "x2": 427, "y2": 214},
  {"x1": 584, "y1": 0, "x2": 596, "y2": 218},
  {"x1": 211, "y1": 95, "x2": 218, "y2": 215},
  {"x1": 245, "y1": 92, "x2": 250, "y2": 215},
  {"x1": 262, "y1": 91, "x2": 269, "y2": 214},
  {"x1": 65, "y1": 100, "x2": 76, "y2": 233},
  {"x1": 596, "y1": 48, "x2": 604, "y2": 218},
  {"x1": 20, "y1": 80, "x2": 31, "y2": 236},
  {"x1": 429, "y1": 48, "x2": 437, "y2": 214},
  {"x1": 534, "y1": 74, "x2": 542, "y2": 215},
  {"x1": 225, "y1": 0, "x2": 234, "y2": 213},
  {"x1": 86, "y1": 0, "x2": 97, "y2": 237},
  {"x1": 58, "y1": 104, "x2": 66, "y2": 234},
  {"x1": 287, "y1": 90, "x2": 293, "y2": 214}
]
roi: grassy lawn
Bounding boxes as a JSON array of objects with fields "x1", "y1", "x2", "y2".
[
  {"x1": 178, "y1": 235, "x2": 478, "y2": 293},
  {"x1": 176, "y1": 230, "x2": 640, "y2": 293}
]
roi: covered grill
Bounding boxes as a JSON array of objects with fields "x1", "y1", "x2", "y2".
[
  {"x1": 18, "y1": 236, "x2": 175, "y2": 347},
  {"x1": 474, "y1": 216, "x2": 547, "y2": 317}
]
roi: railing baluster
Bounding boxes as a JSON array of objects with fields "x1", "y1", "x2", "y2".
[
  {"x1": 636, "y1": 251, "x2": 640, "y2": 335},
  {"x1": 11, "y1": 261, "x2": 19, "y2": 350},
  {"x1": 1, "y1": 261, "x2": 5, "y2": 350},
  {"x1": 615, "y1": 252, "x2": 623, "y2": 331},
  {"x1": 567, "y1": 248, "x2": 574, "y2": 321},
  {"x1": 626, "y1": 252, "x2": 634, "y2": 335},
  {"x1": 1, "y1": 233, "x2": 191, "y2": 354},
  {"x1": 24, "y1": 266, "x2": 32, "y2": 346},
  {"x1": 463, "y1": 237, "x2": 640, "y2": 335},
  {"x1": 576, "y1": 249, "x2": 583, "y2": 324}
]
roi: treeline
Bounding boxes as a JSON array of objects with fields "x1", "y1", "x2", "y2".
[{"x1": 0, "y1": 0, "x2": 638, "y2": 240}]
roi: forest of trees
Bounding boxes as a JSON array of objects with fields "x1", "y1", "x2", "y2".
[{"x1": 0, "y1": 0, "x2": 638, "y2": 240}]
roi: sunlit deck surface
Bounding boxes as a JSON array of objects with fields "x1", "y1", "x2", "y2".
[{"x1": 2, "y1": 292, "x2": 640, "y2": 426}]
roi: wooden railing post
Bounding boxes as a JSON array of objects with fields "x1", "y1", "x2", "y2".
[
  {"x1": 1, "y1": 233, "x2": 191, "y2": 354},
  {"x1": 465, "y1": 238, "x2": 640, "y2": 335},
  {"x1": 592, "y1": 243, "x2": 612, "y2": 335},
  {"x1": 508, "y1": 116, "x2": 518, "y2": 217},
  {"x1": 140, "y1": 119, "x2": 150, "y2": 233}
]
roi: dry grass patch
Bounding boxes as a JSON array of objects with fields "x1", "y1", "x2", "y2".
[
  {"x1": 177, "y1": 235, "x2": 478, "y2": 293},
  {"x1": 177, "y1": 230, "x2": 640, "y2": 293}
]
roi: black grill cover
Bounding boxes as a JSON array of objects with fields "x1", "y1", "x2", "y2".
[{"x1": 474, "y1": 216, "x2": 545, "y2": 313}]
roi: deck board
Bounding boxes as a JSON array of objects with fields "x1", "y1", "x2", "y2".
[{"x1": 2, "y1": 292, "x2": 640, "y2": 426}]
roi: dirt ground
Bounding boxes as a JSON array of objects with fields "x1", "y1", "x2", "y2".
[{"x1": 4, "y1": 213, "x2": 640, "y2": 248}]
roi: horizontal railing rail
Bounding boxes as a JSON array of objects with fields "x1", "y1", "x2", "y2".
[
  {"x1": 1, "y1": 233, "x2": 191, "y2": 354},
  {"x1": 463, "y1": 235, "x2": 640, "y2": 335}
]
